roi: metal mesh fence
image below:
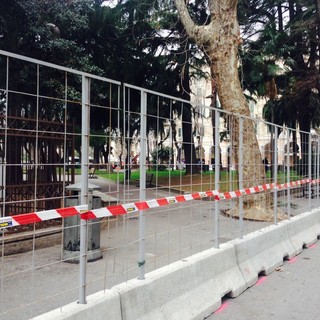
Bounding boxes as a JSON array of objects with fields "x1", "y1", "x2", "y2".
[{"x1": 0, "y1": 50, "x2": 320, "y2": 319}]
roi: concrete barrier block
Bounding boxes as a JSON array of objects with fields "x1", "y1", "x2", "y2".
[
  {"x1": 287, "y1": 210, "x2": 320, "y2": 252},
  {"x1": 235, "y1": 222, "x2": 296, "y2": 288},
  {"x1": 33, "y1": 290, "x2": 121, "y2": 320},
  {"x1": 116, "y1": 242, "x2": 246, "y2": 320}
]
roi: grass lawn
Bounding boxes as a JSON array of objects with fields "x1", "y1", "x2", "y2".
[
  {"x1": 95, "y1": 168, "x2": 230, "y2": 191},
  {"x1": 89, "y1": 168, "x2": 304, "y2": 193}
]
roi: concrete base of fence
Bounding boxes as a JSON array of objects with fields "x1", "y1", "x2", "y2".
[
  {"x1": 33, "y1": 290, "x2": 122, "y2": 320},
  {"x1": 287, "y1": 210, "x2": 320, "y2": 252},
  {"x1": 35, "y1": 209, "x2": 320, "y2": 320},
  {"x1": 234, "y1": 221, "x2": 296, "y2": 287},
  {"x1": 116, "y1": 242, "x2": 246, "y2": 320}
]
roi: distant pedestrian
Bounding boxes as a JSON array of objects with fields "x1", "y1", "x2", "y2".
[{"x1": 262, "y1": 157, "x2": 269, "y2": 172}]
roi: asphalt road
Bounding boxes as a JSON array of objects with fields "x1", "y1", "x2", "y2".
[{"x1": 205, "y1": 241, "x2": 320, "y2": 320}]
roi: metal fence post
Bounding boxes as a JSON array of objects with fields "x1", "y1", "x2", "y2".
[
  {"x1": 79, "y1": 75, "x2": 90, "y2": 304},
  {"x1": 286, "y1": 129, "x2": 291, "y2": 219},
  {"x1": 239, "y1": 117, "x2": 244, "y2": 239},
  {"x1": 308, "y1": 133, "x2": 312, "y2": 211},
  {"x1": 317, "y1": 137, "x2": 320, "y2": 206},
  {"x1": 273, "y1": 126, "x2": 278, "y2": 225},
  {"x1": 214, "y1": 109, "x2": 220, "y2": 249},
  {"x1": 138, "y1": 90, "x2": 147, "y2": 279},
  {"x1": 314, "y1": 139, "x2": 317, "y2": 200}
]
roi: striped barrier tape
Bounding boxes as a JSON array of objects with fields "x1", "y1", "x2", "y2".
[
  {"x1": 80, "y1": 179, "x2": 303, "y2": 220},
  {"x1": 216, "y1": 183, "x2": 272, "y2": 201},
  {"x1": 0, "y1": 178, "x2": 318, "y2": 229},
  {"x1": 81, "y1": 190, "x2": 221, "y2": 220},
  {"x1": 0, "y1": 205, "x2": 88, "y2": 229}
]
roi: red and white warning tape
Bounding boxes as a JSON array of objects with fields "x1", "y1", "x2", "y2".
[
  {"x1": 0, "y1": 178, "x2": 318, "y2": 229},
  {"x1": 0, "y1": 205, "x2": 87, "y2": 229},
  {"x1": 216, "y1": 183, "x2": 272, "y2": 201},
  {"x1": 81, "y1": 190, "x2": 221, "y2": 220}
]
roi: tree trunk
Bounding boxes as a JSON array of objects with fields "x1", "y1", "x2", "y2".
[
  {"x1": 299, "y1": 113, "x2": 311, "y2": 177},
  {"x1": 180, "y1": 65, "x2": 200, "y2": 175},
  {"x1": 277, "y1": 2, "x2": 283, "y2": 32},
  {"x1": 210, "y1": 78, "x2": 218, "y2": 167},
  {"x1": 175, "y1": 0, "x2": 265, "y2": 187},
  {"x1": 209, "y1": 57, "x2": 265, "y2": 187},
  {"x1": 93, "y1": 145, "x2": 100, "y2": 164}
]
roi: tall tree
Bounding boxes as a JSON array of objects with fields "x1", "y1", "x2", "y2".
[{"x1": 175, "y1": 0, "x2": 266, "y2": 188}]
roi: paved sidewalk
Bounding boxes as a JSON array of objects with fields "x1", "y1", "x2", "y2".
[
  {"x1": 206, "y1": 241, "x2": 320, "y2": 320},
  {"x1": 1, "y1": 175, "x2": 320, "y2": 320}
]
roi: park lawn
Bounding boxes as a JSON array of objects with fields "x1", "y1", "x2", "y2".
[
  {"x1": 94, "y1": 168, "x2": 303, "y2": 194},
  {"x1": 96, "y1": 169, "x2": 239, "y2": 193}
]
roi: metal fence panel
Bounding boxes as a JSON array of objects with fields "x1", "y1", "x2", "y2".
[{"x1": 0, "y1": 50, "x2": 319, "y2": 319}]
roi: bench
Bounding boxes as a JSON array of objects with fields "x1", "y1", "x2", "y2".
[
  {"x1": 88, "y1": 167, "x2": 97, "y2": 178},
  {"x1": 302, "y1": 182, "x2": 319, "y2": 198},
  {"x1": 136, "y1": 173, "x2": 154, "y2": 188},
  {"x1": 92, "y1": 190, "x2": 118, "y2": 206}
]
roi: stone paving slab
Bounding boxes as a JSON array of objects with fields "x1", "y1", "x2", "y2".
[
  {"x1": 205, "y1": 241, "x2": 320, "y2": 320},
  {"x1": 1, "y1": 176, "x2": 320, "y2": 320}
]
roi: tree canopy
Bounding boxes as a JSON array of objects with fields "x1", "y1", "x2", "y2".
[
  {"x1": 238, "y1": 0, "x2": 320, "y2": 163},
  {"x1": 0, "y1": 0, "x2": 319, "y2": 171}
]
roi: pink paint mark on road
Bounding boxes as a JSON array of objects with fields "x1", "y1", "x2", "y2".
[
  {"x1": 256, "y1": 276, "x2": 267, "y2": 285},
  {"x1": 214, "y1": 301, "x2": 229, "y2": 314},
  {"x1": 308, "y1": 243, "x2": 317, "y2": 249},
  {"x1": 288, "y1": 257, "x2": 297, "y2": 264}
]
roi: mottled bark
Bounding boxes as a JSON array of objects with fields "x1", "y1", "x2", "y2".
[{"x1": 175, "y1": 0, "x2": 266, "y2": 188}]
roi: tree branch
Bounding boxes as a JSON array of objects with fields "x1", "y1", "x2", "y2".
[
  {"x1": 174, "y1": 0, "x2": 205, "y2": 45},
  {"x1": 208, "y1": 0, "x2": 238, "y2": 15}
]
